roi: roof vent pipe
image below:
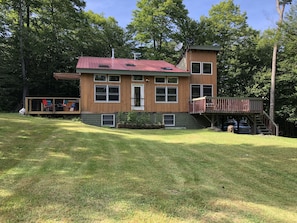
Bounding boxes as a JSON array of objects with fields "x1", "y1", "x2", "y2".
[{"x1": 111, "y1": 48, "x2": 115, "y2": 59}]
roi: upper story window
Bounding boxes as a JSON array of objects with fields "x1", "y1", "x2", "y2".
[
  {"x1": 94, "y1": 74, "x2": 107, "y2": 82},
  {"x1": 108, "y1": 75, "x2": 120, "y2": 82},
  {"x1": 167, "y1": 77, "x2": 178, "y2": 84},
  {"x1": 191, "y1": 84, "x2": 213, "y2": 99},
  {"x1": 94, "y1": 74, "x2": 120, "y2": 82},
  {"x1": 155, "y1": 77, "x2": 178, "y2": 84},
  {"x1": 155, "y1": 77, "x2": 166, "y2": 83},
  {"x1": 132, "y1": 75, "x2": 144, "y2": 81},
  {"x1": 191, "y1": 62, "x2": 212, "y2": 75}
]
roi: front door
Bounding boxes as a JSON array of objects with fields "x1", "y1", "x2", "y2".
[{"x1": 131, "y1": 84, "x2": 144, "y2": 110}]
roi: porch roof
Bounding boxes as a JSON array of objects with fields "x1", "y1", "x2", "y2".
[
  {"x1": 76, "y1": 57, "x2": 190, "y2": 76},
  {"x1": 53, "y1": 73, "x2": 80, "y2": 80}
]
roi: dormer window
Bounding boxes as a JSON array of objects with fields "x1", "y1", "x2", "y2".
[{"x1": 126, "y1": 63, "x2": 136, "y2": 67}]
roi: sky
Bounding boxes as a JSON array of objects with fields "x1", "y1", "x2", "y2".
[{"x1": 83, "y1": 0, "x2": 286, "y2": 31}]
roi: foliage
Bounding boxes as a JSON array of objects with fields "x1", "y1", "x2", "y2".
[
  {"x1": 0, "y1": 114, "x2": 297, "y2": 222},
  {"x1": 199, "y1": 0, "x2": 265, "y2": 97},
  {"x1": 117, "y1": 111, "x2": 160, "y2": 128},
  {"x1": 128, "y1": 0, "x2": 193, "y2": 61},
  {"x1": 276, "y1": 1, "x2": 297, "y2": 123},
  {"x1": 0, "y1": 0, "x2": 129, "y2": 111}
]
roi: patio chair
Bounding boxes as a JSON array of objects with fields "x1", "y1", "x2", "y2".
[{"x1": 42, "y1": 99, "x2": 53, "y2": 111}]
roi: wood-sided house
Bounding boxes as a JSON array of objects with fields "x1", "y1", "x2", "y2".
[{"x1": 25, "y1": 46, "x2": 278, "y2": 134}]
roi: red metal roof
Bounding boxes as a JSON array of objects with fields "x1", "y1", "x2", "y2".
[{"x1": 76, "y1": 57, "x2": 187, "y2": 73}]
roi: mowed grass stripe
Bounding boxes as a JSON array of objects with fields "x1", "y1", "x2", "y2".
[{"x1": 0, "y1": 114, "x2": 297, "y2": 222}]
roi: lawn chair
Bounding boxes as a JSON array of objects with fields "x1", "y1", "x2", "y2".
[{"x1": 42, "y1": 99, "x2": 53, "y2": 111}]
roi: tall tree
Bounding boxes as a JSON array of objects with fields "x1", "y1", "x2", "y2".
[
  {"x1": 269, "y1": 0, "x2": 292, "y2": 121},
  {"x1": 200, "y1": 0, "x2": 260, "y2": 97},
  {"x1": 128, "y1": 0, "x2": 191, "y2": 61},
  {"x1": 276, "y1": 1, "x2": 297, "y2": 123}
]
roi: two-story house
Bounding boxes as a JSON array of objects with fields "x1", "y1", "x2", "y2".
[
  {"x1": 26, "y1": 45, "x2": 273, "y2": 133},
  {"x1": 75, "y1": 45, "x2": 219, "y2": 128}
]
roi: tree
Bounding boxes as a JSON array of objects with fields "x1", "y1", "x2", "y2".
[
  {"x1": 269, "y1": 0, "x2": 292, "y2": 121},
  {"x1": 276, "y1": 1, "x2": 297, "y2": 123},
  {"x1": 128, "y1": 0, "x2": 191, "y2": 61},
  {"x1": 200, "y1": 0, "x2": 260, "y2": 97}
]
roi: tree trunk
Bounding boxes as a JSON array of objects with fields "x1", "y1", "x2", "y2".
[
  {"x1": 19, "y1": 0, "x2": 28, "y2": 108},
  {"x1": 269, "y1": 0, "x2": 286, "y2": 121}
]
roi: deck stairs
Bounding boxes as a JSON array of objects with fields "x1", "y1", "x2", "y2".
[{"x1": 255, "y1": 115, "x2": 272, "y2": 135}]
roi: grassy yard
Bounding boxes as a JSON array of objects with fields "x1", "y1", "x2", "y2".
[{"x1": 0, "y1": 113, "x2": 296, "y2": 223}]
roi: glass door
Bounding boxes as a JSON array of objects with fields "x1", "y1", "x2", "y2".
[{"x1": 131, "y1": 84, "x2": 144, "y2": 110}]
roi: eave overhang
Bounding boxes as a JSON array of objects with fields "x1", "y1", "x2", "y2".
[
  {"x1": 53, "y1": 73, "x2": 80, "y2": 80},
  {"x1": 75, "y1": 68, "x2": 190, "y2": 77}
]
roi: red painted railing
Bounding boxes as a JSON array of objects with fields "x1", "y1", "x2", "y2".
[{"x1": 189, "y1": 97, "x2": 263, "y2": 114}]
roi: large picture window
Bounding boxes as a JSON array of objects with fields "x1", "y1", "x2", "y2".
[
  {"x1": 191, "y1": 62, "x2": 212, "y2": 75},
  {"x1": 156, "y1": 87, "x2": 177, "y2": 102},
  {"x1": 95, "y1": 85, "x2": 120, "y2": 102}
]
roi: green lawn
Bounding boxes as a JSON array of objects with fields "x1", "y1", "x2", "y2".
[{"x1": 0, "y1": 113, "x2": 296, "y2": 223}]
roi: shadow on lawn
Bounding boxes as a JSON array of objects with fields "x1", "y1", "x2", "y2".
[{"x1": 0, "y1": 117, "x2": 297, "y2": 222}]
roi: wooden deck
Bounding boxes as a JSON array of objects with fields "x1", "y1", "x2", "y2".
[
  {"x1": 189, "y1": 96, "x2": 263, "y2": 114},
  {"x1": 25, "y1": 97, "x2": 81, "y2": 115}
]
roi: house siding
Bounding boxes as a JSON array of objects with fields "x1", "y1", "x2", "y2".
[
  {"x1": 81, "y1": 112, "x2": 209, "y2": 129},
  {"x1": 80, "y1": 74, "x2": 190, "y2": 114}
]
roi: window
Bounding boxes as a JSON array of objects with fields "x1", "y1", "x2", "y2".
[
  {"x1": 191, "y1": 62, "x2": 201, "y2": 74},
  {"x1": 94, "y1": 74, "x2": 107, "y2": 82},
  {"x1": 108, "y1": 75, "x2": 120, "y2": 82},
  {"x1": 156, "y1": 87, "x2": 177, "y2": 102},
  {"x1": 101, "y1": 114, "x2": 115, "y2": 127},
  {"x1": 203, "y1": 85, "x2": 212, "y2": 96},
  {"x1": 167, "y1": 77, "x2": 178, "y2": 84},
  {"x1": 163, "y1": 114, "x2": 175, "y2": 126},
  {"x1": 191, "y1": 62, "x2": 212, "y2": 74},
  {"x1": 132, "y1": 75, "x2": 144, "y2": 81},
  {"x1": 191, "y1": 85, "x2": 201, "y2": 99},
  {"x1": 155, "y1": 77, "x2": 178, "y2": 84},
  {"x1": 95, "y1": 85, "x2": 120, "y2": 102},
  {"x1": 156, "y1": 87, "x2": 166, "y2": 102},
  {"x1": 191, "y1": 84, "x2": 213, "y2": 99},
  {"x1": 167, "y1": 87, "x2": 177, "y2": 102},
  {"x1": 155, "y1": 77, "x2": 166, "y2": 83},
  {"x1": 94, "y1": 74, "x2": 120, "y2": 82},
  {"x1": 203, "y1": 63, "x2": 212, "y2": 74}
]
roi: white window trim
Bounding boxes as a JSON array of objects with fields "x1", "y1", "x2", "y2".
[
  {"x1": 154, "y1": 77, "x2": 166, "y2": 84},
  {"x1": 94, "y1": 85, "x2": 120, "y2": 103},
  {"x1": 101, "y1": 114, "x2": 115, "y2": 127},
  {"x1": 94, "y1": 74, "x2": 107, "y2": 82},
  {"x1": 163, "y1": 114, "x2": 175, "y2": 127},
  {"x1": 94, "y1": 74, "x2": 121, "y2": 82},
  {"x1": 190, "y1": 84, "x2": 213, "y2": 100},
  {"x1": 191, "y1": 62, "x2": 213, "y2": 75},
  {"x1": 132, "y1": 75, "x2": 144, "y2": 82},
  {"x1": 167, "y1": 77, "x2": 178, "y2": 84},
  {"x1": 155, "y1": 86, "x2": 178, "y2": 103},
  {"x1": 108, "y1": 75, "x2": 121, "y2": 83}
]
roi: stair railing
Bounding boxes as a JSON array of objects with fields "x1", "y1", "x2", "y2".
[{"x1": 262, "y1": 111, "x2": 279, "y2": 136}]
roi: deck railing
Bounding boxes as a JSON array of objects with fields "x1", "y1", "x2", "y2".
[
  {"x1": 189, "y1": 96, "x2": 263, "y2": 114},
  {"x1": 25, "y1": 97, "x2": 81, "y2": 115}
]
